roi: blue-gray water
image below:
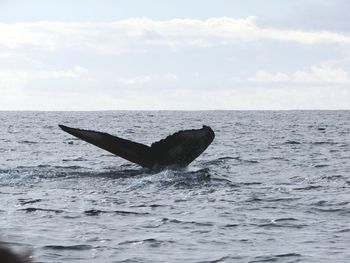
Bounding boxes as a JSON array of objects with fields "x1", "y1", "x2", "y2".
[{"x1": 1, "y1": 111, "x2": 350, "y2": 262}]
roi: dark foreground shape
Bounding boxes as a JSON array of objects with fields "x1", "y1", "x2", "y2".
[
  {"x1": 0, "y1": 244, "x2": 31, "y2": 263},
  {"x1": 59, "y1": 124, "x2": 215, "y2": 169}
]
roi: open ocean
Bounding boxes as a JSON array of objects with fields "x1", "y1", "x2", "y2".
[{"x1": 0, "y1": 111, "x2": 349, "y2": 263}]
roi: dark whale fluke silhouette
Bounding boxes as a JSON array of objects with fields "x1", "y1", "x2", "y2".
[{"x1": 59, "y1": 124, "x2": 215, "y2": 169}]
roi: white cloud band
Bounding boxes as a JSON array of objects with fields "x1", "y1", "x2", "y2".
[
  {"x1": 250, "y1": 66, "x2": 350, "y2": 84},
  {"x1": 1, "y1": 17, "x2": 350, "y2": 52}
]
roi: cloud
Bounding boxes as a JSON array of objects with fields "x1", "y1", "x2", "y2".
[
  {"x1": 0, "y1": 66, "x2": 88, "y2": 110},
  {"x1": 293, "y1": 65, "x2": 350, "y2": 83},
  {"x1": 250, "y1": 65, "x2": 350, "y2": 84},
  {"x1": 1, "y1": 17, "x2": 350, "y2": 110},
  {"x1": 116, "y1": 73, "x2": 178, "y2": 86},
  {"x1": 250, "y1": 70, "x2": 290, "y2": 82},
  {"x1": 1, "y1": 18, "x2": 350, "y2": 54},
  {"x1": 0, "y1": 66, "x2": 88, "y2": 87},
  {"x1": 261, "y1": 0, "x2": 350, "y2": 33},
  {"x1": 0, "y1": 51, "x2": 13, "y2": 58}
]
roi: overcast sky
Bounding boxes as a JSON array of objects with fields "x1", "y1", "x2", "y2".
[{"x1": 1, "y1": 0, "x2": 350, "y2": 110}]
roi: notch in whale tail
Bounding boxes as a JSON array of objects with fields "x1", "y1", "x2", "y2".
[{"x1": 59, "y1": 124, "x2": 215, "y2": 169}]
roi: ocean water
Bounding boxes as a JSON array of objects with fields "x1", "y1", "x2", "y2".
[{"x1": 0, "y1": 111, "x2": 349, "y2": 263}]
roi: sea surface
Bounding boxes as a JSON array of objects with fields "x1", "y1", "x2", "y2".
[{"x1": 0, "y1": 111, "x2": 349, "y2": 263}]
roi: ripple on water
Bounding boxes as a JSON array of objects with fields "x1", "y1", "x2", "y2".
[
  {"x1": 84, "y1": 209, "x2": 150, "y2": 216},
  {"x1": 18, "y1": 198, "x2": 42, "y2": 205},
  {"x1": 18, "y1": 207, "x2": 64, "y2": 214},
  {"x1": 284, "y1": 140, "x2": 301, "y2": 145},
  {"x1": 257, "y1": 220, "x2": 307, "y2": 229},
  {"x1": 161, "y1": 218, "x2": 214, "y2": 227},
  {"x1": 18, "y1": 140, "x2": 39, "y2": 144},
  {"x1": 118, "y1": 238, "x2": 175, "y2": 248},
  {"x1": 43, "y1": 245, "x2": 93, "y2": 251},
  {"x1": 250, "y1": 253, "x2": 302, "y2": 263}
]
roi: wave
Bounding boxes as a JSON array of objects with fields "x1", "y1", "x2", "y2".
[
  {"x1": 251, "y1": 253, "x2": 302, "y2": 262},
  {"x1": 43, "y1": 245, "x2": 93, "y2": 251},
  {"x1": 18, "y1": 198, "x2": 42, "y2": 205},
  {"x1": 18, "y1": 207, "x2": 64, "y2": 214},
  {"x1": 294, "y1": 185, "x2": 323, "y2": 191},
  {"x1": 161, "y1": 217, "x2": 213, "y2": 227},
  {"x1": 312, "y1": 141, "x2": 338, "y2": 145},
  {"x1": 199, "y1": 256, "x2": 236, "y2": 263},
  {"x1": 118, "y1": 238, "x2": 175, "y2": 247},
  {"x1": 274, "y1": 217, "x2": 298, "y2": 222},
  {"x1": 62, "y1": 157, "x2": 88, "y2": 162},
  {"x1": 314, "y1": 164, "x2": 329, "y2": 168},
  {"x1": 203, "y1": 156, "x2": 259, "y2": 166},
  {"x1": 0, "y1": 165, "x2": 222, "y2": 190},
  {"x1": 257, "y1": 221, "x2": 307, "y2": 229},
  {"x1": 84, "y1": 209, "x2": 149, "y2": 216},
  {"x1": 123, "y1": 168, "x2": 213, "y2": 190},
  {"x1": 17, "y1": 140, "x2": 38, "y2": 144},
  {"x1": 246, "y1": 196, "x2": 301, "y2": 203},
  {"x1": 284, "y1": 140, "x2": 301, "y2": 145}
]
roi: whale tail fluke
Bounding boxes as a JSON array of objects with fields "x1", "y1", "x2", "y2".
[
  {"x1": 59, "y1": 125, "x2": 154, "y2": 168},
  {"x1": 59, "y1": 124, "x2": 214, "y2": 169}
]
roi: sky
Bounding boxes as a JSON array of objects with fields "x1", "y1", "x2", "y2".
[{"x1": 0, "y1": 0, "x2": 350, "y2": 110}]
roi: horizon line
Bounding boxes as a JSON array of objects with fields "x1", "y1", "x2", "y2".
[{"x1": 1, "y1": 109, "x2": 350, "y2": 112}]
